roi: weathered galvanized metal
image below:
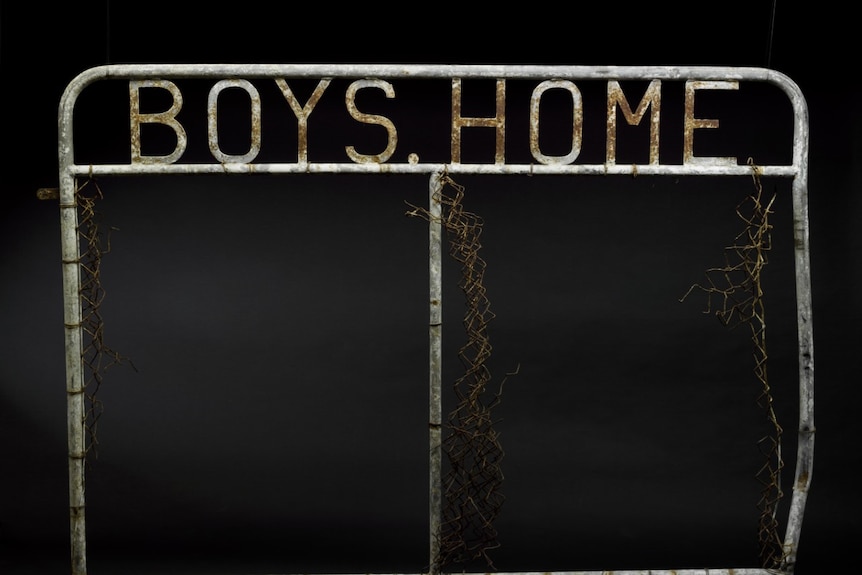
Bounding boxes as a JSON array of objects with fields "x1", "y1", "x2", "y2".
[
  {"x1": 55, "y1": 63, "x2": 813, "y2": 575},
  {"x1": 428, "y1": 174, "x2": 444, "y2": 574}
]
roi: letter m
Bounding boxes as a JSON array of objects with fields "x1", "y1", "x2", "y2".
[{"x1": 606, "y1": 80, "x2": 661, "y2": 165}]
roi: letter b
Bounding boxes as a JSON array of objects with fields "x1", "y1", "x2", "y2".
[{"x1": 129, "y1": 80, "x2": 187, "y2": 165}]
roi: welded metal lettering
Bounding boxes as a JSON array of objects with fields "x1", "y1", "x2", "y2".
[
  {"x1": 207, "y1": 79, "x2": 261, "y2": 164},
  {"x1": 127, "y1": 76, "x2": 746, "y2": 168},
  {"x1": 606, "y1": 79, "x2": 661, "y2": 165},
  {"x1": 275, "y1": 78, "x2": 330, "y2": 165},
  {"x1": 684, "y1": 80, "x2": 740, "y2": 166},
  {"x1": 450, "y1": 77, "x2": 507, "y2": 165},
  {"x1": 129, "y1": 79, "x2": 187, "y2": 164},
  {"x1": 529, "y1": 79, "x2": 583, "y2": 165},
  {"x1": 345, "y1": 79, "x2": 398, "y2": 164}
]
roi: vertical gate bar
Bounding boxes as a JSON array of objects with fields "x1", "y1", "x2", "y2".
[
  {"x1": 59, "y1": 171, "x2": 87, "y2": 575},
  {"x1": 775, "y1": 84, "x2": 813, "y2": 575},
  {"x1": 428, "y1": 172, "x2": 444, "y2": 575},
  {"x1": 782, "y1": 170, "x2": 815, "y2": 573}
]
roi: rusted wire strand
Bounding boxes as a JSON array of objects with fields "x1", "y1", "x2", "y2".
[
  {"x1": 408, "y1": 173, "x2": 510, "y2": 570},
  {"x1": 76, "y1": 177, "x2": 136, "y2": 459},
  {"x1": 680, "y1": 159, "x2": 784, "y2": 569}
]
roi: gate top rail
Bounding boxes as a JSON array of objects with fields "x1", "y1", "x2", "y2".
[{"x1": 58, "y1": 63, "x2": 808, "y2": 179}]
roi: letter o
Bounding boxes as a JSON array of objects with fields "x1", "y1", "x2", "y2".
[
  {"x1": 529, "y1": 80, "x2": 583, "y2": 165},
  {"x1": 207, "y1": 79, "x2": 262, "y2": 164}
]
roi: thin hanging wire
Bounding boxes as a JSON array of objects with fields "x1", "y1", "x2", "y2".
[
  {"x1": 105, "y1": 0, "x2": 111, "y2": 64},
  {"x1": 766, "y1": 0, "x2": 777, "y2": 68}
]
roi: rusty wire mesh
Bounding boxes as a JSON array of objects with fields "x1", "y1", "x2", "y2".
[
  {"x1": 76, "y1": 177, "x2": 135, "y2": 459},
  {"x1": 408, "y1": 173, "x2": 509, "y2": 570},
  {"x1": 680, "y1": 159, "x2": 785, "y2": 569}
]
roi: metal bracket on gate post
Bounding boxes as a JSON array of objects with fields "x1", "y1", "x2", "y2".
[{"x1": 55, "y1": 63, "x2": 813, "y2": 575}]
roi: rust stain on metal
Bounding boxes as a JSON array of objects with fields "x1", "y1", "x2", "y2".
[
  {"x1": 129, "y1": 83, "x2": 141, "y2": 159},
  {"x1": 36, "y1": 187, "x2": 60, "y2": 200}
]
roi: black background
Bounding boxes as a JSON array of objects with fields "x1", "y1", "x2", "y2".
[{"x1": 1, "y1": 2, "x2": 859, "y2": 574}]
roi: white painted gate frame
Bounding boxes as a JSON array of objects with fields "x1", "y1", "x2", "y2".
[{"x1": 55, "y1": 64, "x2": 814, "y2": 575}]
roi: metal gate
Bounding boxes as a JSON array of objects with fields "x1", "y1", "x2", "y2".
[{"x1": 51, "y1": 64, "x2": 814, "y2": 575}]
